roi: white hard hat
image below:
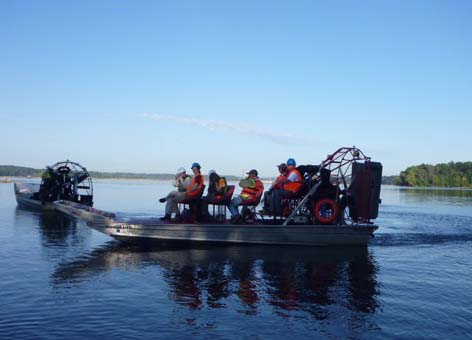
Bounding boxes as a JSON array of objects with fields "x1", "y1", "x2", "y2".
[
  {"x1": 177, "y1": 167, "x2": 186, "y2": 174},
  {"x1": 208, "y1": 169, "x2": 216, "y2": 176}
]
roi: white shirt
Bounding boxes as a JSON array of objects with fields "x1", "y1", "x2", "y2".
[{"x1": 287, "y1": 170, "x2": 299, "y2": 182}]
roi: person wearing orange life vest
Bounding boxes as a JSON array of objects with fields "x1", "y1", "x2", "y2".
[
  {"x1": 269, "y1": 158, "x2": 303, "y2": 216},
  {"x1": 228, "y1": 169, "x2": 264, "y2": 224},
  {"x1": 160, "y1": 162, "x2": 204, "y2": 221},
  {"x1": 260, "y1": 163, "x2": 288, "y2": 214}
]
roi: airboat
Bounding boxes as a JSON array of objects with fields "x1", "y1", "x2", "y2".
[
  {"x1": 14, "y1": 160, "x2": 94, "y2": 210},
  {"x1": 88, "y1": 147, "x2": 383, "y2": 246}
]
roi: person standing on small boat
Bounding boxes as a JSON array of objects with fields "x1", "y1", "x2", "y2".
[
  {"x1": 228, "y1": 169, "x2": 264, "y2": 224},
  {"x1": 159, "y1": 163, "x2": 204, "y2": 221},
  {"x1": 39, "y1": 166, "x2": 59, "y2": 202}
]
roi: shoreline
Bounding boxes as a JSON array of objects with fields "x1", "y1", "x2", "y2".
[{"x1": 4, "y1": 176, "x2": 472, "y2": 189}]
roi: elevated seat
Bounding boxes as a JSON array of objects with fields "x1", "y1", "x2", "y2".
[
  {"x1": 240, "y1": 190, "x2": 263, "y2": 224},
  {"x1": 210, "y1": 185, "x2": 235, "y2": 205},
  {"x1": 178, "y1": 185, "x2": 206, "y2": 223},
  {"x1": 209, "y1": 185, "x2": 235, "y2": 222},
  {"x1": 280, "y1": 183, "x2": 307, "y2": 217}
]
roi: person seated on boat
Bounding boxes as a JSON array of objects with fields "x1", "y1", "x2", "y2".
[
  {"x1": 259, "y1": 163, "x2": 288, "y2": 215},
  {"x1": 158, "y1": 167, "x2": 191, "y2": 203},
  {"x1": 228, "y1": 169, "x2": 264, "y2": 224},
  {"x1": 160, "y1": 162, "x2": 204, "y2": 221},
  {"x1": 200, "y1": 169, "x2": 228, "y2": 221},
  {"x1": 268, "y1": 158, "x2": 303, "y2": 216},
  {"x1": 173, "y1": 167, "x2": 192, "y2": 192}
]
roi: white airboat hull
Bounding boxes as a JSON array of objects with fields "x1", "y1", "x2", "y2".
[
  {"x1": 14, "y1": 182, "x2": 56, "y2": 210},
  {"x1": 88, "y1": 221, "x2": 378, "y2": 246},
  {"x1": 15, "y1": 195, "x2": 56, "y2": 210}
]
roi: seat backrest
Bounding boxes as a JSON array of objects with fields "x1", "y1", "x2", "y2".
[
  {"x1": 255, "y1": 188, "x2": 263, "y2": 201},
  {"x1": 296, "y1": 181, "x2": 308, "y2": 196},
  {"x1": 197, "y1": 185, "x2": 206, "y2": 199},
  {"x1": 181, "y1": 185, "x2": 206, "y2": 204},
  {"x1": 225, "y1": 185, "x2": 235, "y2": 199},
  {"x1": 242, "y1": 188, "x2": 263, "y2": 206},
  {"x1": 211, "y1": 185, "x2": 235, "y2": 205},
  {"x1": 253, "y1": 193, "x2": 263, "y2": 205}
]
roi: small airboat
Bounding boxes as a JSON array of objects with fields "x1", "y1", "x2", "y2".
[{"x1": 14, "y1": 160, "x2": 94, "y2": 210}]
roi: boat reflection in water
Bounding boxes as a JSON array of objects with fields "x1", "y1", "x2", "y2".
[
  {"x1": 53, "y1": 243, "x2": 380, "y2": 319},
  {"x1": 38, "y1": 211, "x2": 78, "y2": 241},
  {"x1": 15, "y1": 206, "x2": 79, "y2": 247}
]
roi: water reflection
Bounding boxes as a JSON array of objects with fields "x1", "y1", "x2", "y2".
[
  {"x1": 15, "y1": 207, "x2": 78, "y2": 246},
  {"x1": 53, "y1": 244, "x2": 380, "y2": 318},
  {"x1": 397, "y1": 187, "x2": 472, "y2": 206},
  {"x1": 39, "y1": 212, "x2": 78, "y2": 240},
  {"x1": 400, "y1": 187, "x2": 472, "y2": 196}
]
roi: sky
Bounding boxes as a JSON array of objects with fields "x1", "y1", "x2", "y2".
[{"x1": 1, "y1": 0, "x2": 471, "y2": 176}]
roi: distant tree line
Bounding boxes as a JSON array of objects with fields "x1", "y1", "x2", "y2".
[
  {"x1": 381, "y1": 175, "x2": 398, "y2": 185},
  {"x1": 0, "y1": 165, "x2": 239, "y2": 181},
  {"x1": 395, "y1": 162, "x2": 472, "y2": 188},
  {"x1": 4, "y1": 163, "x2": 469, "y2": 187},
  {"x1": 88, "y1": 171, "x2": 176, "y2": 180},
  {"x1": 0, "y1": 165, "x2": 42, "y2": 177}
]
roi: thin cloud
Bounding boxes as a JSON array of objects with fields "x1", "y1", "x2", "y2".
[{"x1": 141, "y1": 113, "x2": 311, "y2": 145}]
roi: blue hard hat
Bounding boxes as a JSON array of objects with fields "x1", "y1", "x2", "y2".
[
  {"x1": 191, "y1": 162, "x2": 201, "y2": 169},
  {"x1": 287, "y1": 158, "x2": 296, "y2": 166}
]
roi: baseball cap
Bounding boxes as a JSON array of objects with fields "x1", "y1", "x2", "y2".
[
  {"x1": 246, "y1": 169, "x2": 258, "y2": 176},
  {"x1": 277, "y1": 163, "x2": 287, "y2": 171}
]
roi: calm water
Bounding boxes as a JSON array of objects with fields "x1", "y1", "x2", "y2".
[{"x1": 1, "y1": 180, "x2": 471, "y2": 339}]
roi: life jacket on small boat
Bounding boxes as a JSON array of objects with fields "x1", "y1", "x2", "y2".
[
  {"x1": 271, "y1": 173, "x2": 288, "y2": 190},
  {"x1": 283, "y1": 168, "x2": 303, "y2": 193},
  {"x1": 240, "y1": 178, "x2": 264, "y2": 201},
  {"x1": 186, "y1": 174, "x2": 204, "y2": 199}
]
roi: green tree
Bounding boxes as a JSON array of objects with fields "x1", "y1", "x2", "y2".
[{"x1": 395, "y1": 161, "x2": 472, "y2": 187}]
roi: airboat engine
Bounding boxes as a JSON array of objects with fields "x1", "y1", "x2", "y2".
[
  {"x1": 280, "y1": 147, "x2": 382, "y2": 226},
  {"x1": 312, "y1": 146, "x2": 382, "y2": 225},
  {"x1": 38, "y1": 160, "x2": 94, "y2": 206},
  {"x1": 349, "y1": 161, "x2": 382, "y2": 222}
]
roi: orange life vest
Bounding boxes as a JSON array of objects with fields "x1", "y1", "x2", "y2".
[
  {"x1": 241, "y1": 179, "x2": 264, "y2": 200},
  {"x1": 186, "y1": 174, "x2": 204, "y2": 199},
  {"x1": 272, "y1": 174, "x2": 288, "y2": 190},
  {"x1": 283, "y1": 169, "x2": 302, "y2": 192}
]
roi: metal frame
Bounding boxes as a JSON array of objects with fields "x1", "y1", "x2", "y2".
[
  {"x1": 282, "y1": 146, "x2": 371, "y2": 226},
  {"x1": 45, "y1": 160, "x2": 93, "y2": 199}
]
